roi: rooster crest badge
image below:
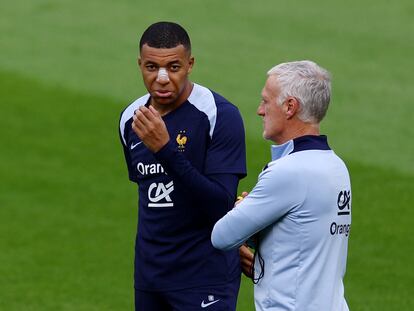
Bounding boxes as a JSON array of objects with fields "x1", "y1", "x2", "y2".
[{"x1": 176, "y1": 130, "x2": 188, "y2": 152}]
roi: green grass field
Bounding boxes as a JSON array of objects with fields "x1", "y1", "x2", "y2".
[{"x1": 1, "y1": 0, "x2": 413, "y2": 310}]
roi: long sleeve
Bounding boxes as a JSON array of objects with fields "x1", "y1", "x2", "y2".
[
  {"x1": 154, "y1": 140, "x2": 239, "y2": 222},
  {"x1": 211, "y1": 164, "x2": 306, "y2": 250}
]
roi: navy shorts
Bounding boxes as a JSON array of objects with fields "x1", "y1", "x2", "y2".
[{"x1": 135, "y1": 277, "x2": 241, "y2": 311}]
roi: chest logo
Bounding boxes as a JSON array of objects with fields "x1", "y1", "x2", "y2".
[
  {"x1": 176, "y1": 130, "x2": 188, "y2": 152},
  {"x1": 337, "y1": 190, "x2": 351, "y2": 215},
  {"x1": 148, "y1": 181, "x2": 174, "y2": 207}
]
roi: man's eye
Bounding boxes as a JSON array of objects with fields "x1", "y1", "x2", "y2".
[
  {"x1": 146, "y1": 65, "x2": 157, "y2": 71},
  {"x1": 170, "y1": 65, "x2": 180, "y2": 72}
]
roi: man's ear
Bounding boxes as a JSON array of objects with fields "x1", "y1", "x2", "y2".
[
  {"x1": 285, "y1": 97, "x2": 300, "y2": 119},
  {"x1": 138, "y1": 58, "x2": 142, "y2": 67},
  {"x1": 187, "y1": 56, "x2": 195, "y2": 74}
]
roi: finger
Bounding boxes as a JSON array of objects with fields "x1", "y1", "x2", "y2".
[
  {"x1": 239, "y1": 244, "x2": 250, "y2": 254},
  {"x1": 235, "y1": 191, "x2": 249, "y2": 205},
  {"x1": 235, "y1": 197, "x2": 244, "y2": 205},
  {"x1": 240, "y1": 254, "x2": 254, "y2": 266},
  {"x1": 132, "y1": 113, "x2": 147, "y2": 133},
  {"x1": 131, "y1": 118, "x2": 145, "y2": 139},
  {"x1": 137, "y1": 107, "x2": 165, "y2": 132},
  {"x1": 132, "y1": 110, "x2": 151, "y2": 135},
  {"x1": 241, "y1": 264, "x2": 253, "y2": 278},
  {"x1": 133, "y1": 113, "x2": 144, "y2": 126},
  {"x1": 240, "y1": 247, "x2": 254, "y2": 278},
  {"x1": 241, "y1": 260, "x2": 253, "y2": 271},
  {"x1": 139, "y1": 105, "x2": 160, "y2": 122},
  {"x1": 134, "y1": 108, "x2": 152, "y2": 127},
  {"x1": 134, "y1": 111, "x2": 161, "y2": 139},
  {"x1": 148, "y1": 105, "x2": 161, "y2": 118},
  {"x1": 241, "y1": 262, "x2": 253, "y2": 272},
  {"x1": 239, "y1": 245, "x2": 254, "y2": 260},
  {"x1": 242, "y1": 254, "x2": 254, "y2": 263}
]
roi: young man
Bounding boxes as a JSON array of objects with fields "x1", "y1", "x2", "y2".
[
  {"x1": 119, "y1": 22, "x2": 246, "y2": 310},
  {"x1": 212, "y1": 61, "x2": 352, "y2": 311}
]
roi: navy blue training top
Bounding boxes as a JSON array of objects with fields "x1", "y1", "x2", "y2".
[{"x1": 119, "y1": 83, "x2": 247, "y2": 290}]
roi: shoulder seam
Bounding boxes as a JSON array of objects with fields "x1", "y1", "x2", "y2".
[{"x1": 187, "y1": 83, "x2": 217, "y2": 138}]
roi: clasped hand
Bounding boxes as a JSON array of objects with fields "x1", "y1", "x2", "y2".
[
  {"x1": 235, "y1": 192, "x2": 255, "y2": 278},
  {"x1": 132, "y1": 105, "x2": 170, "y2": 153}
]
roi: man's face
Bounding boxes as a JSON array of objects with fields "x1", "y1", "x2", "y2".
[
  {"x1": 257, "y1": 75, "x2": 287, "y2": 143},
  {"x1": 138, "y1": 44, "x2": 194, "y2": 108}
]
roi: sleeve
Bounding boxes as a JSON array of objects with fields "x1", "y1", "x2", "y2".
[
  {"x1": 119, "y1": 117, "x2": 137, "y2": 183},
  {"x1": 154, "y1": 140, "x2": 239, "y2": 223},
  {"x1": 211, "y1": 165, "x2": 306, "y2": 250},
  {"x1": 204, "y1": 102, "x2": 247, "y2": 177}
]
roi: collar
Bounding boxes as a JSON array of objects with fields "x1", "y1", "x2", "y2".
[{"x1": 271, "y1": 135, "x2": 331, "y2": 161}]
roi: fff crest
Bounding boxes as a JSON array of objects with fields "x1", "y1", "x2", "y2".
[{"x1": 176, "y1": 130, "x2": 188, "y2": 152}]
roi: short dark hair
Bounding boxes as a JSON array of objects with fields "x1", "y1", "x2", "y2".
[{"x1": 139, "y1": 22, "x2": 191, "y2": 53}]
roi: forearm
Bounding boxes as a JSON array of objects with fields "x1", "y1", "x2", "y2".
[
  {"x1": 154, "y1": 140, "x2": 238, "y2": 222},
  {"x1": 212, "y1": 165, "x2": 305, "y2": 250}
]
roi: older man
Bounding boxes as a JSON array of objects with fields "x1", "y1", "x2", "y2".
[{"x1": 212, "y1": 60, "x2": 351, "y2": 311}]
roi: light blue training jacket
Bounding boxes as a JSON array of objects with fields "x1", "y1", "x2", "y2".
[{"x1": 212, "y1": 135, "x2": 351, "y2": 311}]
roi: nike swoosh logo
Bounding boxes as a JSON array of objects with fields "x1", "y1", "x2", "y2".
[
  {"x1": 201, "y1": 299, "x2": 220, "y2": 308},
  {"x1": 130, "y1": 141, "x2": 142, "y2": 150}
]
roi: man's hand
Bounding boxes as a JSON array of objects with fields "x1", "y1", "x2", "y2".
[
  {"x1": 239, "y1": 244, "x2": 254, "y2": 279},
  {"x1": 235, "y1": 191, "x2": 248, "y2": 206},
  {"x1": 236, "y1": 193, "x2": 253, "y2": 278},
  {"x1": 132, "y1": 105, "x2": 170, "y2": 153}
]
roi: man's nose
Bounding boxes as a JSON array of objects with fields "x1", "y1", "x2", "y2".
[
  {"x1": 257, "y1": 103, "x2": 264, "y2": 116},
  {"x1": 156, "y1": 68, "x2": 170, "y2": 83}
]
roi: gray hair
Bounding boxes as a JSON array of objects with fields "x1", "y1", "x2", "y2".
[{"x1": 267, "y1": 60, "x2": 331, "y2": 123}]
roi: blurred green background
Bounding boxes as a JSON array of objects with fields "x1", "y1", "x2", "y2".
[{"x1": 1, "y1": 0, "x2": 413, "y2": 310}]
